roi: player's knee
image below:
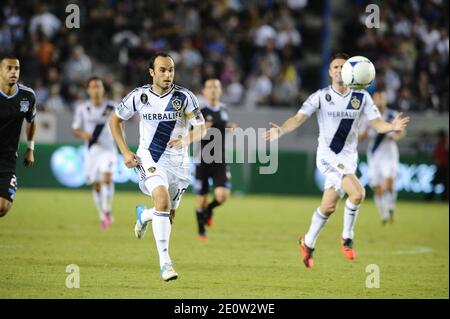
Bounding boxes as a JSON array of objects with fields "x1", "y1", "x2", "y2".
[
  {"x1": 154, "y1": 197, "x2": 171, "y2": 212},
  {"x1": 350, "y1": 188, "x2": 365, "y2": 205},
  {"x1": 215, "y1": 193, "x2": 228, "y2": 204},
  {"x1": 0, "y1": 204, "x2": 11, "y2": 217},
  {"x1": 93, "y1": 183, "x2": 101, "y2": 193}
]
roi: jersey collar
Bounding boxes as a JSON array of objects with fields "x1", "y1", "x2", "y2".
[
  {"x1": 148, "y1": 84, "x2": 175, "y2": 98},
  {"x1": 330, "y1": 85, "x2": 351, "y2": 98},
  {"x1": 0, "y1": 84, "x2": 19, "y2": 99}
]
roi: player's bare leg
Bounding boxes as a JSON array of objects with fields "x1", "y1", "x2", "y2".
[
  {"x1": 195, "y1": 194, "x2": 209, "y2": 240},
  {"x1": 374, "y1": 185, "x2": 389, "y2": 224},
  {"x1": 0, "y1": 198, "x2": 12, "y2": 218},
  {"x1": 385, "y1": 177, "x2": 396, "y2": 223},
  {"x1": 340, "y1": 174, "x2": 366, "y2": 260},
  {"x1": 151, "y1": 185, "x2": 178, "y2": 281},
  {"x1": 205, "y1": 187, "x2": 230, "y2": 227},
  {"x1": 101, "y1": 172, "x2": 114, "y2": 227},
  {"x1": 300, "y1": 188, "x2": 340, "y2": 268}
]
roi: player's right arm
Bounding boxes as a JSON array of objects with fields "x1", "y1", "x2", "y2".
[
  {"x1": 264, "y1": 90, "x2": 319, "y2": 142},
  {"x1": 72, "y1": 105, "x2": 92, "y2": 142},
  {"x1": 109, "y1": 92, "x2": 141, "y2": 168}
]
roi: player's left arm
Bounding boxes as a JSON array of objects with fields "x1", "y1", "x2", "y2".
[
  {"x1": 24, "y1": 93, "x2": 37, "y2": 167},
  {"x1": 364, "y1": 93, "x2": 410, "y2": 134},
  {"x1": 168, "y1": 92, "x2": 206, "y2": 149},
  {"x1": 370, "y1": 113, "x2": 410, "y2": 134}
]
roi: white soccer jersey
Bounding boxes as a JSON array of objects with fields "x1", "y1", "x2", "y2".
[
  {"x1": 365, "y1": 108, "x2": 399, "y2": 160},
  {"x1": 298, "y1": 85, "x2": 381, "y2": 163},
  {"x1": 115, "y1": 84, "x2": 205, "y2": 169},
  {"x1": 72, "y1": 100, "x2": 117, "y2": 151}
]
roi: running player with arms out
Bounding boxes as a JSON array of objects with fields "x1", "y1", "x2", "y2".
[
  {"x1": 109, "y1": 52, "x2": 206, "y2": 281},
  {"x1": 359, "y1": 90, "x2": 405, "y2": 225},
  {"x1": 72, "y1": 76, "x2": 117, "y2": 229},
  {"x1": 194, "y1": 78, "x2": 236, "y2": 240},
  {"x1": 0, "y1": 54, "x2": 36, "y2": 218},
  {"x1": 264, "y1": 53, "x2": 410, "y2": 268}
]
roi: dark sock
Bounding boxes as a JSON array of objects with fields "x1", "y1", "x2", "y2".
[
  {"x1": 207, "y1": 199, "x2": 221, "y2": 217},
  {"x1": 196, "y1": 208, "x2": 206, "y2": 235}
]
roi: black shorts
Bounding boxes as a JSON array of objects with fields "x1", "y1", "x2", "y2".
[
  {"x1": 0, "y1": 172, "x2": 18, "y2": 202},
  {"x1": 194, "y1": 163, "x2": 231, "y2": 195}
]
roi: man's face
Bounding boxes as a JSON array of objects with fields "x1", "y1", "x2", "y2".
[
  {"x1": 87, "y1": 79, "x2": 105, "y2": 100},
  {"x1": 0, "y1": 59, "x2": 20, "y2": 86},
  {"x1": 149, "y1": 56, "x2": 175, "y2": 91},
  {"x1": 328, "y1": 58, "x2": 346, "y2": 85},
  {"x1": 203, "y1": 79, "x2": 222, "y2": 101}
]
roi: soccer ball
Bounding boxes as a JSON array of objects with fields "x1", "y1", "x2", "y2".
[{"x1": 341, "y1": 56, "x2": 376, "y2": 90}]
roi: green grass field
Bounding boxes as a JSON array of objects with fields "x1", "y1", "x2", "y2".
[{"x1": 0, "y1": 188, "x2": 448, "y2": 298}]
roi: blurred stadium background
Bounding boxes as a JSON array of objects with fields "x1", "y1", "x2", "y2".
[
  {"x1": 0, "y1": 0, "x2": 448, "y2": 298},
  {"x1": 1, "y1": 0, "x2": 447, "y2": 199}
]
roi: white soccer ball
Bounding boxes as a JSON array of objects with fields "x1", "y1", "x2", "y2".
[{"x1": 341, "y1": 56, "x2": 376, "y2": 90}]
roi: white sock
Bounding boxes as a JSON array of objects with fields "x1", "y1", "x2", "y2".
[
  {"x1": 141, "y1": 207, "x2": 154, "y2": 223},
  {"x1": 386, "y1": 190, "x2": 397, "y2": 212},
  {"x1": 101, "y1": 182, "x2": 114, "y2": 213},
  {"x1": 374, "y1": 194, "x2": 389, "y2": 221},
  {"x1": 92, "y1": 189, "x2": 104, "y2": 220},
  {"x1": 342, "y1": 199, "x2": 360, "y2": 240},
  {"x1": 152, "y1": 211, "x2": 172, "y2": 268},
  {"x1": 304, "y1": 208, "x2": 329, "y2": 248}
]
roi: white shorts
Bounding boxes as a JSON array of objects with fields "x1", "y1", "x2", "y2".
[
  {"x1": 85, "y1": 147, "x2": 117, "y2": 185},
  {"x1": 317, "y1": 156, "x2": 357, "y2": 198},
  {"x1": 135, "y1": 149, "x2": 190, "y2": 210},
  {"x1": 368, "y1": 154, "x2": 398, "y2": 187}
]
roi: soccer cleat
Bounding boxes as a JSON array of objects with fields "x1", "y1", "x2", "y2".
[
  {"x1": 341, "y1": 238, "x2": 356, "y2": 260},
  {"x1": 134, "y1": 205, "x2": 149, "y2": 239},
  {"x1": 104, "y1": 212, "x2": 114, "y2": 227},
  {"x1": 197, "y1": 234, "x2": 209, "y2": 242},
  {"x1": 160, "y1": 263, "x2": 178, "y2": 281},
  {"x1": 100, "y1": 219, "x2": 109, "y2": 230},
  {"x1": 205, "y1": 207, "x2": 214, "y2": 227},
  {"x1": 298, "y1": 235, "x2": 314, "y2": 269}
]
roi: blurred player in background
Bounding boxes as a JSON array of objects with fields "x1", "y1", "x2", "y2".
[
  {"x1": 72, "y1": 76, "x2": 117, "y2": 229},
  {"x1": 109, "y1": 52, "x2": 206, "y2": 281},
  {"x1": 359, "y1": 91, "x2": 405, "y2": 224},
  {"x1": 0, "y1": 54, "x2": 36, "y2": 218},
  {"x1": 264, "y1": 53, "x2": 410, "y2": 269},
  {"x1": 194, "y1": 79, "x2": 237, "y2": 241}
]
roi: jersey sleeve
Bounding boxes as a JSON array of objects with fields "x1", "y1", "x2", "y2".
[
  {"x1": 72, "y1": 104, "x2": 83, "y2": 130},
  {"x1": 297, "y1": 90, "x2": 321, "y2": 117},
  {"x1": 184, "y1": 92, "x2": 205, "y2": 126},
  {"x1": 116, "y1": 90, "x2": 138, "y2": 120},
  {"x1": 363, "y1": 92, "x2": 381, "y2": 121},
  {"x1": 25, "y1": 91, "x2": 37, "y2": 123}
]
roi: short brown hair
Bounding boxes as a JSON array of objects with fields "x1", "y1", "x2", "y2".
[
  {"x1": 86, "y1": 76, "x2": 102, "y2": 88},
  {"x1": 149, "y1": 52, "x2": 174, "y2": 70},
  {"x1": 330, "y1": 53, "x2": 350, "y2": 64}
]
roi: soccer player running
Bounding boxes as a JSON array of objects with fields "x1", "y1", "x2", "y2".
[
  {"x1": 359, "y1": 91, "x2": 405, "y2": 225},
  {"x1": 0, "y1": 54, "x2": 36, "y2": 218},
  {"x1": 72, "y1": 76, "x2": 117, "y2": 229},
  {"x1": 264, "y1": 53, "x2": 410, "y2": 268},
  {"x1": 194, "y1": 79, "x2": 237, "y2": 240},
  {"x1": 109, "y1": 52, "x2": 206, "y2": 281}
]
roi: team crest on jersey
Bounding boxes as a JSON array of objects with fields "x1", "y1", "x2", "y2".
[
  {"x1": 20, "y1": 100, "x2": 29, "y2": 112},
  {"x1": 140, "y1": 93, "x2": 148, "y2": 104},
  {"x1": 148, "y1": 166, "x2": 156, "y2": 173},
  {"x1": 325, "y1": 94, "x2": 332, "y2": 102},
  {"x1": 172, "y1": 98, "x2": 182, "y2": 111},
  {"x1": 350, "y1": 96, "x2": 361, "y2": 109},
  {"x1": 337, "y1": 164, "x2": 345, "y2": 170}
]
